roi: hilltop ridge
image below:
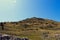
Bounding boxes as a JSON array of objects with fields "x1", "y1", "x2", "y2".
[
  {"x1": 0, "y1": 17, "x2": 60, "y2": 30},
  {"x1": 0, "y1": 17, "x2": 60, "y2": 40}
]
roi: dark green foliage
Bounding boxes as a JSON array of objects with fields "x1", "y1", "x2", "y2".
[
  {"x1": 0, "y1": 23, "x2": 4, "y2": 30},
  {"x1": 22, "y1": 24, "x2": 29, "y2": 28}
]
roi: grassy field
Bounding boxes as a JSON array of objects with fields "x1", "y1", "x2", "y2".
[{"x1": 0, "y1": 25, "x2": 60, "y2": 40}]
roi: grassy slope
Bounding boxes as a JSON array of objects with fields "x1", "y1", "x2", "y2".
[{"x1": 0, "y1": 17, "x2": 60, "y2": 40}]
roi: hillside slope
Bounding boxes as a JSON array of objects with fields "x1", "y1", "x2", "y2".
[{"x1": 0, "y1": 17, "x2": 60, "y2": 40}]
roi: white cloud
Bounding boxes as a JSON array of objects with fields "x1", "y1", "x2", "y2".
[
  {"x1": 0, "y1": 0, "x2": 16, "y2": 8},
  {"x1": 0, "y1": 0, "x2": 16, "y2": 22},
  {"x1": 0, "y1": 0, "x2": 16, "y2": 3},
  {"x1": 0, "y1": 0, "x2": 16, "y2": 12}
]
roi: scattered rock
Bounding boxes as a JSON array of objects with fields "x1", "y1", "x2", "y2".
[{"x1": 0, "y1": 34, "x2": 29, "y2": 40}]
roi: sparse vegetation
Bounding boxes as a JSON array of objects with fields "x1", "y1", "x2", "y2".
[{"x1": 0, "y1": 17, "x2": 60, "y2": 40}]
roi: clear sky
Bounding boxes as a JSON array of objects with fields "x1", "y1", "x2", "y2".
[{"x1": 0, "y1": 0, "x2": 60, "y2": 22}]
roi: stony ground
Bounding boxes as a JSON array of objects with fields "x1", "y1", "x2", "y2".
[
  {"x1": 0, "y1": 17, "x2": 60, "y2": 40},
  {"x1": 0, "y1": 34, "x2": 29, "y2": 40}
]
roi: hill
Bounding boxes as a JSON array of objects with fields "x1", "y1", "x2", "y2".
[{"x1": 0, "y1": 17, "x2": 60, "y2": 40}]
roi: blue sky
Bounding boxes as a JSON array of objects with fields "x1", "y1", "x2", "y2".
[{"x1": 0, "y1": 0, "x2": 60, "y2": 22}]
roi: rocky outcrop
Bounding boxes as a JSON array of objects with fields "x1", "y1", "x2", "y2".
[{"x1": 0, "y1": 34, "x2": 29, "y2": 40}]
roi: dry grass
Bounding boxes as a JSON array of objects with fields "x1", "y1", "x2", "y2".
[{"x1": 0, "y1": 17, "x2": 60, "y2": 40}]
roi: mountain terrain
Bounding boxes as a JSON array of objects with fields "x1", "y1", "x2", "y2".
[{"x1": 0, "y1": 17, "x2": 60, "y2": 40}]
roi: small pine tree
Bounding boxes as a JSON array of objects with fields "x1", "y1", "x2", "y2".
[{"x1": 0, "y1": 23, "x2": 4, "y2": 30}]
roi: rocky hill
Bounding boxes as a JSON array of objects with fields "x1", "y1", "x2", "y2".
[{"x1": 0, "y1": 17, "x2": 60, "y2": 40}]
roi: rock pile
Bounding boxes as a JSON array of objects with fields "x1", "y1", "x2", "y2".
[{"x1": 0, "y1": 34, "x2": 29, "y2": 40}]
